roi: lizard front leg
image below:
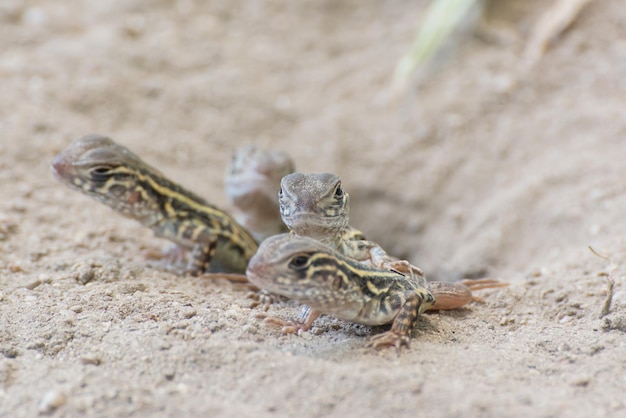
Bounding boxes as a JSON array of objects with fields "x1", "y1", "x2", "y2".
[
  {"x1": 263, "y1": 305, "x2": 321, "y2": 335},
  {"x1": 352, "y1": 241, "x2": 425, "y2": 284}
]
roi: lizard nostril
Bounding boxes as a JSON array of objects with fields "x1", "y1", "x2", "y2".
[{"x1": 51, "y1": 155, "x2": 70, "y2": 176}]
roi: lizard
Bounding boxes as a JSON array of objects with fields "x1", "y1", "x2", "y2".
[
  {"x1": 279, "y1": 172, "x2": 433, "y2": 281},
  {"x1": 224, "y1": 144, "x2": 295, "y2": 243},
  {"x1": 51, "y1": 134, "x2": 258, "y2": 276},
  {"x1": 247, "y1": 233, "x2": 501, "y2": 350},
  {"x1": 278, "y1": 172, "x2": 505, "y2": 304}
]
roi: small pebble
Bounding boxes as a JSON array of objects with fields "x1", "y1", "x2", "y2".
[
  {"x1": 177, "y1": 382, "x2": 189, "y2": 393},
  {"x1": 38, "y1": 389, "x2": 67, "y2": 414},
  {"x1": 243, "y1": 324, "x2": 257, "y2": 334},
  {"x1": 80, "y1": 354, "x2": 102, "y2": 366},
  {"x1": 311, "y1": 327, "x2": 325, "y2": 336},
  {"x1": 499, "y1": 316, "x2": 514, "y2": 326},
  {"x1": 571, "y1": 376, "x2": 592, "y2": 387},
  {"x1": 8, "y1": 264, "x2": 23, "y2": 273},
  {"x1": 24, "y1": 279, "x2": 42, "y2": 290},
  {"x1": 69, "y1": 305, "x2": 83, "y2": 313},
  {"x1": 298, "y1": 330, "x2": 313, "y2": 340},
  {"x1": 558, "y1": 343, "x2": 571, "y2": 352},
  {"x1": 182, "y1": 308, "x2": 197, "y2": 319},
  {"x1": 77, "y1": 267, "x2": 95, "y2": 285},
  {"x1": 0, "y1": 346, "x2": 18, "y2": 358},
  {"x1": 224, "y1": 307, "x2": 242, "y2": 319}
]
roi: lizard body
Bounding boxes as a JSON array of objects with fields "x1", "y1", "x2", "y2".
[
  {"x1": 247, "y1": 233, "x2": 468, "y2": 349},
  {"x1": 51, "y1": 135, "x2": 258, "y2": 275}
]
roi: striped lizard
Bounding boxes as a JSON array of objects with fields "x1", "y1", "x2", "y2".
[
  {"x1": 256, "y1": 172, "x2": 505, "y2": 348},
  {"x1": 51, "y1": 134, "x2": 258, "y2": 275},
  {"x1": 278, "y1": 172, "x2": 504, "y2": 298},
  {"x1": 248, "y1": 233, "x2": 502, "y2": 350}
]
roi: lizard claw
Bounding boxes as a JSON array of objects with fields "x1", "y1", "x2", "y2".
[
  {"x1": 262, "y1": 317, "x2": 307, "y2": 334},
  {"x1": 379, "y1": 259, "x2": 426, "y2": 285},
  {"x1": 366, "y1": 330, "x2": 411, "y2": 351},
  {"x1": 258, "y1": 306, "x2": 320, "y2": 335}
]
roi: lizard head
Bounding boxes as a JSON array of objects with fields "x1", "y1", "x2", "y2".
[
  {"x1": 278, "y1": 172, "x2": 350, "y2": 242},
  {"x1": 246, "y1": 233, "x2": 359, "y2": 303},
  {"x1": 225, "y1": 145, "x2": 295, "y2": 210},
  {"x1": 224, "y1": 145, "x2": 295, "y2": 241},
  {"x1": 51, "y1": 134, "x2": 169, "y2": 221}
]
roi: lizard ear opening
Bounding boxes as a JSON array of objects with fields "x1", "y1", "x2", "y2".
[{"x1": 332, "y1": 275, "x2": 343, "y2": 290}]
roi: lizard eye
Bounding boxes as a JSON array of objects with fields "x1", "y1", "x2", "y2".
[
  {"x1": 278, "y1": 187, "x2": 284, "y2": 198},
  {"x1": 91, "y1": 166, "x2": 111, "y2": 174},
  {"x1": 288, "y1": 254, "x2": 310, "y2": 270},
  {"x1": 90, "y1": 165, "x2": 113, "y2": 180},
  {"x1": 334, "y1": 184, "x2": 344, "y2": 198}
]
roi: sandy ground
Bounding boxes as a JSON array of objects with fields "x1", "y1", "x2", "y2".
[{"x1": 1, "y1": 0, "x2": 626, "y2": 416}]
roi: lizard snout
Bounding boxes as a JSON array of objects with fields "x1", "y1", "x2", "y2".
[{"x1": 50, "y1": 152, "x2": 72, "y2": 178}]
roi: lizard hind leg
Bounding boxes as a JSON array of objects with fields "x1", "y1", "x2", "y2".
[
  {"x1": 366, "y1": 290, "x2": 432, "y2": 351},
  {"x1": 427, "y1": 282, "x2": 473, "y2": 310},
  {"x1": 187, "y1": 239, "x2": 217, "y2": 276},
  {"x1": 427, "y1": 279, "x2": 508, "y2": 310}
]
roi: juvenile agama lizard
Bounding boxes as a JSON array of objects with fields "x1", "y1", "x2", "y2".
[
  {"x1": 224, "y1": 145, "x2": 295, "y2": 242},
  {"x1": 247, "y1": 233, "x2": 501, "y2": 349},
  {"x1": 51, "y1": 135, "x2": 258, "y2": 275}
]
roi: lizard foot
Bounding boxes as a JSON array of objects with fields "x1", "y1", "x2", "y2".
[
  {"x1": 143, "y1": 244, "x2": 192, "y2": 274},
  {"x1": 366, "y1": 330, "x2": 410, "y2": 351},
  {"x1": 144, "y1": 244, "x2": 186, "y2": 266},
  {"x1": 258, "y1": 306, "x2": 320, "y2": 335},
  {"x1": 261, "y1": 316, "x2": 309, "y2": 335}
]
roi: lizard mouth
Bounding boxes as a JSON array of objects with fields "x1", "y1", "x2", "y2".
[
  {"x1": 283, "y1": 212, "x2": 341, "y2": 223},
  {"x1": 50, "y1": 152, "x2": 81, "y2": 185},
  {"x1": 50, "y1": 153, "x2": 70, "y2": 176},
  {"x1": 51, "y1": 134, "x2": 110, "y2": 182},
  {"x1": 282, "y1": 212, "x2": 344, "y2": 232}
]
